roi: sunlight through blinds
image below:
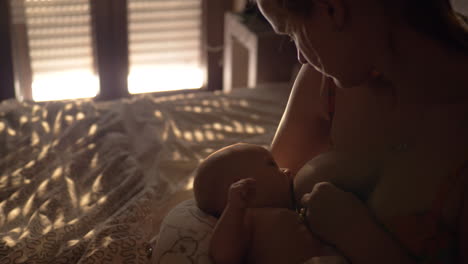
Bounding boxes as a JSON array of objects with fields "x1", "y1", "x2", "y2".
[
  {"x1": 128, "y1": 0, "x2": 204, "y2": 94},
  {"x1": 11, "y1": 0, "x2": 99, "y2": 101}
]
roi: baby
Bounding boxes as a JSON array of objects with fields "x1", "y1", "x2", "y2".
[{"x1": 193, "y1": 143, "x2": 372, "y2": 264}]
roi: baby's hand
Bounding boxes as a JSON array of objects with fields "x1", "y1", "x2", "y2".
[{"x1": 228, "y1": 178, "x2": 256, "y2": 209}]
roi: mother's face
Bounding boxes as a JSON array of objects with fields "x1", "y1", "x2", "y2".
[{"x1": 257, "y1": 0, "x2": 391, "y2": 88}]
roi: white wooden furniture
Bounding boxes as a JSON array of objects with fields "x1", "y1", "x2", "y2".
[{"x1": 223, "y1": 12, "x2": 297, "y2": 92}]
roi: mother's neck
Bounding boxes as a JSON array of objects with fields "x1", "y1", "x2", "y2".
[{"x1": 381, "y1": 25, "x2": 468, "y2": 105}]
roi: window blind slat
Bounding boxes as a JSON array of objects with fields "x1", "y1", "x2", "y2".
[
  {"x1": 128, "y1": 0, "x2": 200, "y2": 10},
  {"x1": 130, "y1": 30, "x2": 199, "y2": 42},
  {"x1": 128, "y1": 0, "x2": 204, "y2": 93},
  {"x1": 11, "y1": 0, "x2": 98, "y2": 101}
]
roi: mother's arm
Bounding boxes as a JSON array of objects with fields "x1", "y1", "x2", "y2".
[{"x1": 271, "y1": 64, "x2": 334, "y2": 174}]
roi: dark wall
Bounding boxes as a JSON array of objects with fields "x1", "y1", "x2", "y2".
[{"x1": 0, "y1": 0, "x2": 16, "y2": 101}]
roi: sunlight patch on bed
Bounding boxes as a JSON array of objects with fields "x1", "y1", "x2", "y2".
[
  {"x1": 52, "y1": 139, "x2": 60, "y2": 148},
  {"x1": 102, "y1": 236, "x2": 113, "y2": 247},
  {"x1": 91, "y1": 153, "x2": 99, "y2": 168},
  {"x1": 53, "y1": 110, "x2": 63, "y2": 135},
  {"x1": 205, "y1": 130, "x2": 215, "y2": 141},
  {"x1": 7, "y1": 208, "x2": 21, "y2": 223},
  {"x1": 84, "y1": 229, "x2": 95, "y2": 240},
  {"x1": 41, "y1": 121, "x2": 51, "y2": 133},
  {"x1": 20, "y1": 116, "x2": 29, "y2": 125},
  {"x1": 212, "y1": 100, "x2": 221, "y2": 108},
  {"x1": 98, "y1": 195, "x2": 107, "y2": 205},
  {"x1": 185, "y1": 177, "x2": 194, "y2": 190},
  {"x1": 42, "y1": 109, "x2": 48, "y2": 119},
  {"x1": 19, "y1": 230, "x2": 30, "y2": 240},
  {"x1": 250, "y1": 114, "x2": 260, "y2": 120},
  {"x1": 68, "y1": 218, "x2": 79, "y2": 225},
  {"x1": 65, "y1": 115, "x2": 75, "y2": 125},
  {"x1": 224, "y1": 125, "x2": 233, "y2": 133},
  {"x1": 3, "y1": 236, "x2": 16, "y2": 247},
  {"x1": 0, "y1": 175, "x2": 9, "y2": 189},
  {"x1": 80, "y1": 192, "x2": 91, "y2": 208},
  {"x1": 52, "y1": 167, "x2": 63, "y2": 181},
  {"x1": 255, "y1": 125, "x2": 265, "y2": 134},
  {"x1": 154, "y1": 110, "x2": 163, "y2": 120},
  {"x1": 43, "y1": 224, "x2": 52, "y2": 235},
  {"x1": 216, "y1": 133, "x2": 225, "y2": 140},
  {"x1": 10, "y1": 227, "x2": 22, "y2": 234},
  {"x1": 92, "y1": 174, "x2": 103, "y2": 193},
  {"x1": 66, "y1": 177, "x2": 78, "y2": 208},
  {"x1": 194, "y1": 130, "x2": 204, "y2": 142},
  {"x1": 171, "y1": 122, "x2": 182, "y2": 139},
  {"x1": 7, "y1": 128, "x2": 17, "y2": 137},
  {"x1": 88, "y1": 124, "x2": 98, "y2": 136},
  {"x1": 23, "y1": 194, "x2": 36, "y2": 216},
  {"x1": 38, "y1": 145, "x2": 50, "y2": 161},
  {"x1": 172, "y1": 151, "x2": 182, "y2": 161},
  {"x1": 25, "y1": 160, "x2": 36, "y2": 169},
  {"x1": 213, "y1": 123, "x2": 222, "y2": 131},
  {"x1": 76, "y1": 137, "x2": 85, "y2": 146},
  {"x1": 194, "y1": 106, "x2": 202, "y2": 113},
  {"x1": 31, "y1": 131, "x2": 40, "y2": 146},
  {"x1": 37, "y1": 179, "x2": 49, "y2": 197},
  {"x1": 239, "y1": 99, "x2": 249, "y2": 107},
  {"x1": 32, "y1": 105, "x2": 40, "y2": 115},
  {"x1": 76, "y1": 112, "x2": 85, "y2": 120},
  {"x1": 39, "y1": 200, "x2": 51, "y2": 211},
  {"x1": 12, "y1": 168, "x2": 22, "y2": 177},
  {"x1": 245, "y1": 124, "x2": 255, "y2": 134},
  {"x1": 184, "y1": 131, "x2": 193, "y2": 142},
  {"x1": 233, "y1": 121, "x2": 244, "y2": 133},
  {"x1": 11, "y1": 191, "x2": 21, "y2": 200},
  {"x1": 65, "y1": 103, "x2": 73, "y2": 111},
  {"x1": 67, "y1": 239, "x2": 80, "y2": 247},
  {"x1": 54, "y1": 211, "x2": 65, "y2": 229}
]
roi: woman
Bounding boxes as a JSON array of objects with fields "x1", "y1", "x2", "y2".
[{"x1": 261, "y1": 0, "x2": 468, "y2": 263}]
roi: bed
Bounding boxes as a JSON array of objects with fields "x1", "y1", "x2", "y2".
[{"x1": 0, "y1": 84, "x2": 290, "y2": 263}]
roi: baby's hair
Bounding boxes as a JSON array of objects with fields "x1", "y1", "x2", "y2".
[{"x1": 193, "y1": 164, "x2": 225, "y2": 218}]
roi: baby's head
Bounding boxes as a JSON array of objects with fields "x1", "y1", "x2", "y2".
[{"x1": 193, "y1": 143, "x2": 292, "y2": 217}]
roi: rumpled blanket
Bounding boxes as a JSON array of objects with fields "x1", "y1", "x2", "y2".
[{"x1": 0, "y1": 86, "x2": 288, "y2": 263}]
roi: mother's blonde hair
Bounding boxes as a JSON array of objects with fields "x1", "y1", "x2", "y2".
[{"x1": 254, "y1": 0, "x2": 468, "y2": 54}]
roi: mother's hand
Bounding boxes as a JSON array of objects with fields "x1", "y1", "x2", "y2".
[{"x1": 301, "y1": 182, "x2": 375, "y2": 247}]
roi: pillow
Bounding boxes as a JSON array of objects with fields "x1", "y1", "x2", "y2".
[
  {"x1": 154, "y1": 199, "x2": 217, "y2": 264},
  {"x1": 153, "y1": 200, "x2": 348, "y2": 264}
]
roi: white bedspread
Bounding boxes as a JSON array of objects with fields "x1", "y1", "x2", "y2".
[{"x1": 0, "y1": 86, "x2": 289, "y2": 263}]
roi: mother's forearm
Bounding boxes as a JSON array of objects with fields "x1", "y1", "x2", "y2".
[{"x1": 336, "y1": 221, "x2": 417, "y2": 264}]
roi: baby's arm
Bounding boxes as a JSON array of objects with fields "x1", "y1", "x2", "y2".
[{"x1": 210, "y1": 179, "x2": 255, "y2": 264}]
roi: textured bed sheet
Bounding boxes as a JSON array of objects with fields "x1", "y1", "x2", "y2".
[{"x1": 0, "y1": 85, "x2": 289, "y2": 263}]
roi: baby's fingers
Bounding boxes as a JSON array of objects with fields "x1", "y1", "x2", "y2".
[{"x1": 300, "y1": 193, "x2": 312, "y2": 208}]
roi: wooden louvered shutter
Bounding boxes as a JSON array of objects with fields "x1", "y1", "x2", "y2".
[
  {"x1": 127, "y1": 0, "x2": 204, "y2": 93},
  {"x1": 9, "y1": 0, "x2": 205, "y2": 101},
  {"x1": 10, "y1": 0, "x2": 98, "y2": 101}
]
